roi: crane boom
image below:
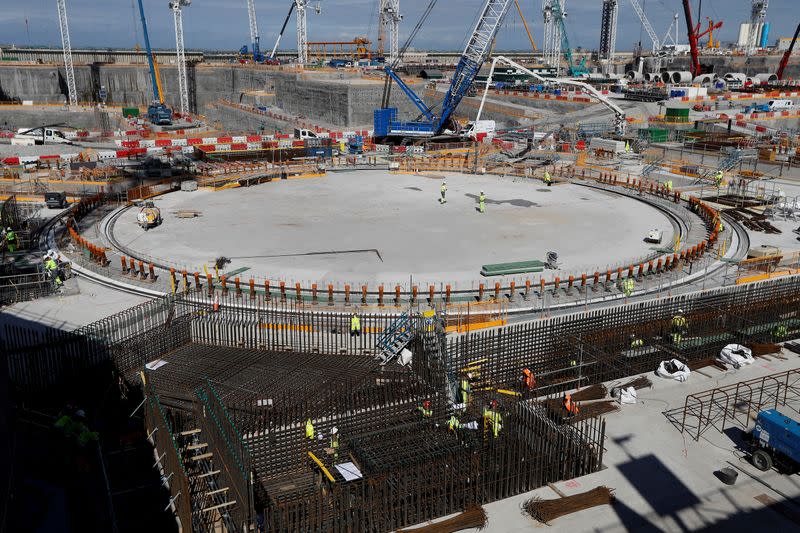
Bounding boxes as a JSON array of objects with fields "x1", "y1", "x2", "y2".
[
  {"x1": 56, "y1": 0, "x2": 77, "y2": 106},
  {"x1": 436, "y1": 0, "x2": 513, "y2": 132},
  {"x1": 681, "y1": 0, "x2": 722, "y2": 78},
  {"x1": 136, "y1": 0, "x2": 161, "y2": 104},
  {"x1": 777, "y1": 22, "x2": 800, "y2": 80},
  {"x1": 477, "y1": 55, "x2": 627, "y2": 134},
  {"x1": 270, "y1": 2, "x2": 296, "y2": 59}
]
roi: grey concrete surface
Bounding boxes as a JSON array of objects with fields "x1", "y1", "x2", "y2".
[
  {"x1": 110, "y1": 171, "x2": 674, "y2": 288},
  {"x1": 0, "y1": 277, "x2": 146, "y2": 332},
  {"x1": 419, "y1": 351, "x2": 800, "y2": 533}
]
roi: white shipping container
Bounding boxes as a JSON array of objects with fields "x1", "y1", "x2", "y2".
[{"x1": 589, "y1": 138, "x2": 626, "y2": 153}]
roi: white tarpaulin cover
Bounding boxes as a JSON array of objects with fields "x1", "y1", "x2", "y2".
[
  {"x1": 335, "y1": 462, "x2": 363, "y2": 481},
  {"x1": 617, "y1": 386, "x2": 638, "y2": 405},
  {"x1": 656, "y1": 359, "x2": 691, "y2": 382},
  {"x1": 145, "y1": 359, "x2": 168, "y2": 371},
  {"x1": 718, "y1": 344, "x2": 754, "y2": 369}
]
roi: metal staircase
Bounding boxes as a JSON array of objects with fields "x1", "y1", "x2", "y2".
[
  {"x1": 376, "y1": 312, "x2": 414, "y2": 364},
  {"x1": 641, "y1": 158, "x2": 663, "y2": 177}
]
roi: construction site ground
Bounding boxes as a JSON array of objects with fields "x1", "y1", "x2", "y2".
[
  {"x1": 418, "y1": 350, "x2": 800, "y2": 532},
  {"x1": 110, "y1": 170, "x2": 674, "y2": 287}
]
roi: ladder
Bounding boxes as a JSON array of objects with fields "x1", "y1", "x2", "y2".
[
  {"x1": 376, "y1": 312, "x2": 414, "y2": 364},
  {"x1": 701, "y1": 149, "x2": 744, "y2": 180}
]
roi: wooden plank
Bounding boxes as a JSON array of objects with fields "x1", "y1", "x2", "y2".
[
  {"x1": 186, "y1": 442, "x2": 208, "y2": 450},
  {"x1": 190, "y1": 452, "x2": 213, "y2": 461},
  {"x1": 754, "y1": 494, "x2": 800, "y2": 526},
  {"x1": 179, "y1": 428, "x2": 201, "y2": 436},
  {"x1": 206, "y1": 487, "x2": 229, "y2": 496},
  {"x1": 202, "y1": 500, "x2": 237, "y2": 513},
  {"x1": 194, "y1": 470, "x2": 220, "y2": 479}
]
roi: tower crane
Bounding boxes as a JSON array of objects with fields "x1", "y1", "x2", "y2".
[
  {"x1": 136, "y1": 0, "x2": 172, "y2": 125},
  {"x1": 378, "y1": 0, "x2": 402, "y2": 64},
  {"x1": 170, "y1": 0, "x2": 191, "y2": 115},
  {"x1": 681, "y1": 0, "x2": 722, "y2": 78},
  {"x1": 56, "y1": 0, "x2": 77, "y2": 106},
  {"x1": 245, "y1": 0, "x2": 264, "y2": 62},
  {"x1": 295, "y1": 1, "x2": 322, "y2": 65},
  {"x1": 374, "y1": 0, "x2": 513, "y2": 142}
]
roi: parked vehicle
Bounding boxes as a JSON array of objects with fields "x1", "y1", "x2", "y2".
[
  {"x1": 44, "y1": 192, "x2": 68, "y2": 209},
  {"x1": 748, "y1": 409, "x2": 800, "y2": 473}
]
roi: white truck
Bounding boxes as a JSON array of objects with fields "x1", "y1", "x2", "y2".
[
  {"x1": 12, "y1": 126, "x2": 71, "y2": 146},
  {"x1": 767, "y1": 99, "x2": 795, "y2": 111}
]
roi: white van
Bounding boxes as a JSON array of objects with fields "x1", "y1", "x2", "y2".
[{"x1": 767, "y1": 99, "x2": 795, "y2": 111}]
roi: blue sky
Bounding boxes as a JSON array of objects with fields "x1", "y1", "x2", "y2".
[{"x1": 1, "y1": 1, "x2": 797, "y2": 52}]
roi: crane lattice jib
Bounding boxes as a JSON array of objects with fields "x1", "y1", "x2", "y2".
[
  {"x1": 56, "y1": 0, "x2": 77, "y2": 106},
  {"x1": 628, "y1": 0, "x2": 660, "y2": 52},
  {"x1": 436, "y1": 0, "x2": 512, "y2": 132},
  {"x1": 247, "y1": 0, "x2": 259, "y2": 47}
]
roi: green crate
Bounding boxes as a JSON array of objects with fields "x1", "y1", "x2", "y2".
[
  {"x1": 481, "y1": 260, "x2": 545, "y2": 276},
  {"x1": 122, "y1": 107, "x2": 140, "y2": 118}
]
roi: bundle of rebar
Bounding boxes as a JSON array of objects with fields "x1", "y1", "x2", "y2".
[
  {"x1": 617, "y1": 375, "x2": 652, "y2": 390},
  {"x1": 567, "y1": 401, "x2": 619, "y2": 423},
  {"x1": 750, "y1": 343, "x2": 781, "y2": 357},
  {"x1": 687, "y1": 358, "x2": 726, "y2": 371},
  {"x1": 524, "y1": 486, "x2": 615, "y2": 524},
  {"x1": 571, "y1": 384, "x2": 608, "y2": 401},
  {"x1": 397, "y1": 505, "x2": 487, "y2": 532}
]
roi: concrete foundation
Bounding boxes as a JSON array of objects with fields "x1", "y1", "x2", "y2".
[{"x1": 110, "y1": 171, "x2": 673, "y2": 287}]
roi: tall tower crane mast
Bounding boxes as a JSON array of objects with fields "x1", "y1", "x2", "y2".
[
  {"x1": 170, "y1": 0, "x2": 191, "y2": 115},
  {"x1": 247, "y1": 0, "x2": 260, "y2": 58},
  {"x1": 295, "y1": 1, "x2": 321, "y2": 65},
  {"x1": 379, "y1": 0, "x2": 402, "y2": 64},
  {"x1": 56, "y1": 0, "x2": 77, "y2": 106}
]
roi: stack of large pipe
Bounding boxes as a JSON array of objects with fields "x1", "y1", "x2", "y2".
[
  {"x1": 646, "y1": 72, "x2": 661, "y2": 82},
  {"x1": 626, "y1": 70, "x2": 644, "y2": 82},
  {"x1": 753, "y1": 73, "x2": 778, "y2": 83}
]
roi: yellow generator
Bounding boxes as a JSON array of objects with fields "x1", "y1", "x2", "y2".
[{"x1": 136, "y1": 202, "x2": 162, "y2": 230}]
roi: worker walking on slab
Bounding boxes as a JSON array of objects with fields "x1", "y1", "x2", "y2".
[
  {"x1": 439, "y1": 180, "x2": 447, "y2": 204},
  {"x1": 630, "y1": 334, "x2": 644, "y2": 348},
  {"x1": 543, "y1": 170, "x2": 552, "y2": 186},
  {"x1": 350, "y1": 312, "x2": 361, "y2": 338},
  {"x1": 305, "y1": 418, "x2": 315, "y2": 440},
  {"x1": 3, "y1": 227, "x2": 17, "y2": 252},
  {"x1": 478, "y1": 191, "x2": 486, "y2": 213},
  {"x1": 671, "y1": 309, "x2": 688, "y2": 345}
]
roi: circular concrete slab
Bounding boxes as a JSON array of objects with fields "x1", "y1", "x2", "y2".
[{"x1": 112, "y1": 170, "x2": 674, "y2": 287}]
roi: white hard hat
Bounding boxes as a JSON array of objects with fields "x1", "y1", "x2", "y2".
[
  {"x1": 331, "y1": 427, "x2": 338, "y2": 435},
  {"x1": 480, "y1": 190, "x2": 484, "y2": 194},
  {"x1": 75, "y1": 409, "x2": 86, "y2": 418},
  {"x1": 678, "y1": 308, "x2": 684, "y2": 314}
]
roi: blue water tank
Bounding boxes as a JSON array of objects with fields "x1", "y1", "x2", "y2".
[{"x1": 760, "y1": 22, "x2": 770, "y2": 48}]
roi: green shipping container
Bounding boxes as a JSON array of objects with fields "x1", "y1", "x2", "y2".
[
  {"x1": 122, "y1": 107, "x2": 140, "y2": 118},
  {"x1": 648, "y1": 128, "x2": 669, "y2": 142},
  {"x1": 665, "y1": 107, "x2": 690, "y2": 118}
]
